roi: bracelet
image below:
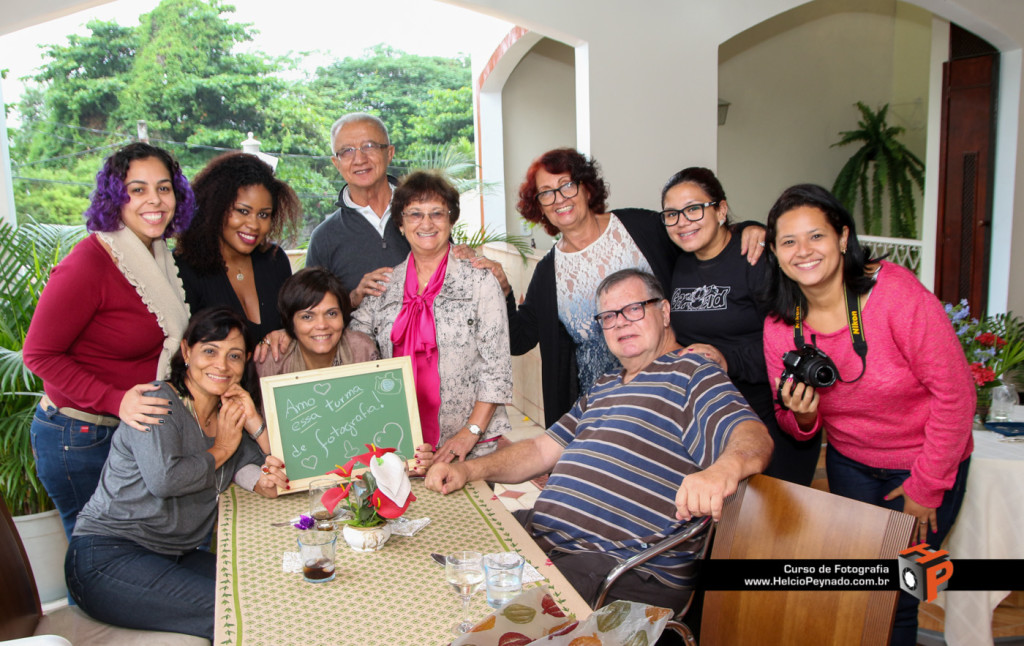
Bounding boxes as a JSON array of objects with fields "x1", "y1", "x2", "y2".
[{"x1": 249, "y1": 421, "x2": 266, "y2": 440}]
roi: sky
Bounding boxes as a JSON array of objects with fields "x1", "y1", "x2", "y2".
[{"x1": 0, "y1": 0, "x2": 513, "y2": 122}]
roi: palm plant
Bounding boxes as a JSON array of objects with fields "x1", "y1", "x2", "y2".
[
  {"x1": 831, "y1": 102, "x2": 925, "y2": 238},
  {"x1": 0, "y1": 220, "x2": 86, "y2": 515},
  {"x1": 451, "y1": 222, "x2": 532, "y2": 263},
  {"x1": 396, "y1": 142, "x2": 484, "y2": 195}
]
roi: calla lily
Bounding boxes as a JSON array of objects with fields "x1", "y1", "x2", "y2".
[{"x1": 319, "y1": 444, "x2": 414, "y2": 524}]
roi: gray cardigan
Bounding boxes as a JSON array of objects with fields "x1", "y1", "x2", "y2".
[{"x1": 74, "y1": 382, "x2": 265, "y2": 555}]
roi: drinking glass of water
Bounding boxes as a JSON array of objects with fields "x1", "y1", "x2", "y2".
[
  {"x1": 445, "y1": 550, "x2": 484, "y2": 634},
  {"x1": 990, "y1": 381, "x2": 1018, "y2": 422},
  {"x1": 483, "y1": 552, "x2": 525, "y2": 608}
]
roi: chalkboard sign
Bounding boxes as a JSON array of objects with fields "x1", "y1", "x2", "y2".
[{"x1": 260, "y1": 356, "x2": 423, "y2": 494}]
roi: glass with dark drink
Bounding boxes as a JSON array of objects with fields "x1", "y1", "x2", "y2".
[{"x1": 298, "y1": 531, "x2": 337, "y2": 583}]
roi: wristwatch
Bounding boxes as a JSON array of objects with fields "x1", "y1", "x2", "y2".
[{"x1": 466, "y1": 423, "x2": 482, "y2": 436}]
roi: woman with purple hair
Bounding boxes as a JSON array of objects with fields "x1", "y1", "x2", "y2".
[{"x1": 24, "y1": 142, "x2": 196, "y2": 539}]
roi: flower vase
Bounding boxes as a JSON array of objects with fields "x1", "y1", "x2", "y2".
[
  {"x1": 975, "y1": 386, "x2": 992, "y2": 424},
  {"x1": 343, "y1": 522, "x2": 392, "y2": 552}
]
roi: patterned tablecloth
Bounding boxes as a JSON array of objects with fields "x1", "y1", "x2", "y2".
[{"x1": 214, "y1": 480, "x2": 591, "y2": 645}]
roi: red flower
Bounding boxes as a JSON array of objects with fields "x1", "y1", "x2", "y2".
[
  {"x1": 969, "y1": 362, "x2": 997, "y2": 386},
  {"x1": 975, "y1": 333, "x2": 1007, "y2": 348}
]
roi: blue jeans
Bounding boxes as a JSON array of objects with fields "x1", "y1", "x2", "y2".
[
  {"x1": 826, "y1": 445, "x2": 970, "y2": 646},
  {"x1": 65, "y1": 534, "x2": 215, "y2": 639},
  {"x1": 30, "y1": 404, "x2": 117, "y2": 540}
]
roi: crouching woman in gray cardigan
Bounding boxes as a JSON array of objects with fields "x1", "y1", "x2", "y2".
[{"x1": 65, "y1": 307, "x2": 287, "y2": 640}]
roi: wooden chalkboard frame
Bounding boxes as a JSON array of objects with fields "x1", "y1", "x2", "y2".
[{"x1": 260, "y1": 356, "x2": 423, "y2": 495}]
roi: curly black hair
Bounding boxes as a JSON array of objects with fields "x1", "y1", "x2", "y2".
[{"x1": 175, "y1": 152, "x2": 300, "y2": 275}]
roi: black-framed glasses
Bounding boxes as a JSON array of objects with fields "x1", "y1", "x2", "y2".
[
  {"x1": 334, "y1": 141, "x2": 391, "y2": 160},
  {"x1": 536, "y1": 181, "x2": 579, "y2": 206},
  {"x1": 402, "y1": 209, "x2": 450, "y2": 224},
  {"x1": 660, "y1": 201, "x2": 719, "y2": 225},
  {"x1": 593, "y1": 299, "x2": 661, "y2": 329}
]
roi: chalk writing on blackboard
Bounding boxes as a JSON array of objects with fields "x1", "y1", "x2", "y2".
[{"x1": 260, "y1": 357, "x2": 423, "y2": 492}]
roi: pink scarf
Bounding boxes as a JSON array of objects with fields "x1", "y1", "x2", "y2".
[{"x1": 390, "y1": 250, "x2": 449, "y2": 448}]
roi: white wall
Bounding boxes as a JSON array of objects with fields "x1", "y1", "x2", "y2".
[
  {"x1": 717, "y1": 0, "x2": 932, "y2": 232},
  {"x1": 500, "y1": 38, "x2": 576, "y2": 250},
  {"x1": 448, "y1": 0, "x2": 811, "y2": 214}
]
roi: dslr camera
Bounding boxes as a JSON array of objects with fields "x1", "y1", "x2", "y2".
[{"x1": 777, "y1": 346, "x2": 838, "y2": 405}]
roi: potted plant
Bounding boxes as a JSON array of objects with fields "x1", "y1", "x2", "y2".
[
  {"x1": 831, "y1": 102, "x2": 925, "y2": 238},
  {"x1": 945, "y1": 299, "x2": 1024, "y2": 419},
  {"x1": 320, "y1": 444, "x2": 415, "y2": 552},
  {"x1": 0, "y1": 219, "x2": 86, "y2": 602}
]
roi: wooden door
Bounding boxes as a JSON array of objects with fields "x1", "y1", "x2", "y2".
[{"x1": 935, "y1": 34, "x2": 998, "y2": 312}]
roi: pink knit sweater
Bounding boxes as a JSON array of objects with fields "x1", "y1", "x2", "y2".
[{"x1": 763, "y1": 261, "x2": 974, "y2": 507}]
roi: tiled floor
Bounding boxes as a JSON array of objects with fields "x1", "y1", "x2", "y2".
[
  {"x1": 495, "y1": 406, "x2": 1024, "y2": 645},
  {"x1": 491, "y1": 408, "x2": 546, "y2": 513}
]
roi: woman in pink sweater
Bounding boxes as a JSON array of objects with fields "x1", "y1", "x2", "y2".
[{"x1": 762, "y1": 184, "x2": 973, "y2": 646}]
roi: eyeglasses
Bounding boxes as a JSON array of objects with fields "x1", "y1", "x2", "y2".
[
  {"x1": 334, "y1": 142, "x2": 391, "y2": 160},
  {"x1": 593, "y1": 298, "x2": 661, "y2": 329},
  {"x1": 536, "y1": 181, "x2": 579, "y2": 206},
  {"x1": 660, "y1": 202, "x2": 719, "y2": 225},
  {"x1": 402, "y1": 209, "x2": 450, "y2": 224}
]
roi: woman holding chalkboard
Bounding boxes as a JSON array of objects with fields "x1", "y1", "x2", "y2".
[
  {"x1": 66, "y1": 307, "x2": 287, "y2": 640},
  {"x1": 351, "y1": 171, "x2": 512, "y2": 466}
]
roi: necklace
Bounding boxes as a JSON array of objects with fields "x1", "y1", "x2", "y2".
[
  {"x1": 183, "y1": 395, "x2": 228, "y2": 494},
  {"x1": 234, "y1": 268, "x2": 245, "y2": 281},
  {"x1": 183, "y1": 396, "x2": 211, "y2": 434}
]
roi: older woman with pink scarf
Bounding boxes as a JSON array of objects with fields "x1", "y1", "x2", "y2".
[{"x1": 350, "y1": 172, "x2": 511, "y2": 472}]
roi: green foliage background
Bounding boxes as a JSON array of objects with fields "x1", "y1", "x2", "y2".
[{"x1": 6, "y1": 0, "x2": 476, "y2": 243}]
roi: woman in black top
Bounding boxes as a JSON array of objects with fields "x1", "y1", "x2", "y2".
[
  {"x1": 175, "y1": 152, "x2": 300, "y2": 347},
  {"x1": 661, "y1": 167, "x2": 819, "y2": 485}
]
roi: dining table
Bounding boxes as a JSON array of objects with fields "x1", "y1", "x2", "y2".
[
  {"x1": 213, "y1": 479, "x2": 592, "y2": 645},
  {"x1": 934, "y1": 423, "x2": 1024, "y2": 646}
]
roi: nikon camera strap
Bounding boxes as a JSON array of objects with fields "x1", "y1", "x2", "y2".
[{"x1": 792, "y1": 284, "x2": 868, "y2": 384}]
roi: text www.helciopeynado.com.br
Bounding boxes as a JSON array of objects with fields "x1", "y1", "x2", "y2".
[{"x1": 700, "y1": 560, "x2": 897, "y2": 591}]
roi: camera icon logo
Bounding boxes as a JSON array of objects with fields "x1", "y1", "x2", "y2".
[{"x1": 898, "y1": 544, "x2": 953, "y2": 602}]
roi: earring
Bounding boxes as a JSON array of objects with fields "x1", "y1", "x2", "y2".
[
  {"x1": 718, "y1": 220, "x2": 725, "y2": 226},
  {"x1": 841, "y1": 248, "x2": 847, "y2": 255},
  {"x1": 184, "y1": 362, "x2": 189, "y2": 368}
]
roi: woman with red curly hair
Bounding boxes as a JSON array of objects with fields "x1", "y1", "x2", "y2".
[{"x1": 476, "y1": 148, "x2": 764, "y2": 427}]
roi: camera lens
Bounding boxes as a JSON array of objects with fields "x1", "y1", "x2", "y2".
[{"x1": 811, "y1": 363, "x2": 837, "y2": 387}]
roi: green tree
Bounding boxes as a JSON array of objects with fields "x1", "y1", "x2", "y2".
[
  {"x1": 12, "y1": 20, "x2": 138, "y2": 162},
  {"x1": 114, "y1": 0, "x2": 286, "y2": 149},
  {"x1": 409, "y1": 87, "x2": 474, "y2": 143},
  {"x1": 7, "y1": 8, "x2": 478, "y2": 240},
  {"x1": 309, "y1": 45, "x2": 472, "y2": 152}
]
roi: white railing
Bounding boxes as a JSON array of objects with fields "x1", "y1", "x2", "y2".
[{"x1": 860, "y1": 235, "x2": 923, "y2": 275}]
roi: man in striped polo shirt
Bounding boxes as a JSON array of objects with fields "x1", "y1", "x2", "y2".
[{"x1": 426, "y1": 268, "x2": 773, "y2": 612}]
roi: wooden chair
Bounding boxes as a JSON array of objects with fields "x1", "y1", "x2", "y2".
[
  {"x1": 698, "y1": 474, "x2": 916, "y2": 646},
  {"x1": 0, "y1": 497, "x2": 209, "y2": 646}
]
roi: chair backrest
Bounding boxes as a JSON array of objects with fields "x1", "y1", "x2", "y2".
[
  {"x1": 0, "y1": 497, "x2": 43, "y2": 641},
  {"x1": 701, "y1": 474, "x2": 915, "y2": 646}
]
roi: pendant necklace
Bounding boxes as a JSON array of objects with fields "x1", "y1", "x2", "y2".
[
  {"x1": 184, "y1": 396, "x2": 228, "y2": 494},
  {"x1": 234, "y1": 268, "x2": 245, "y2": 281}
]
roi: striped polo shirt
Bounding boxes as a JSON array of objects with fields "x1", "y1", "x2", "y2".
[{"x1": 531, "y1": 351, "x2": 760, "y2": 589}]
